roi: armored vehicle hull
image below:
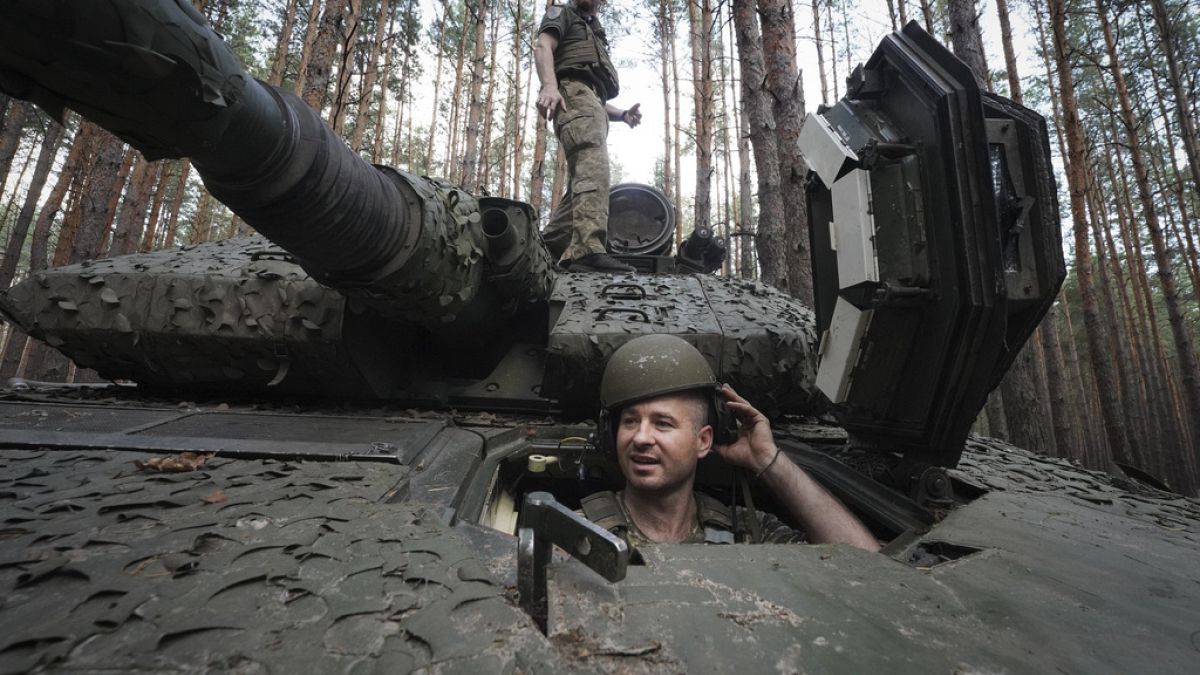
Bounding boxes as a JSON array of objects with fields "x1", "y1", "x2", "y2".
[{"x1": 0, "y1": 390, "x2": 1197, "y2": 673}]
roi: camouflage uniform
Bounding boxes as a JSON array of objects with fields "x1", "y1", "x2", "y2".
[
  {"x1": 537, "y1": 5, "x2": 621, "y2": 262},
  {"x1": 580, "y1": 490, "x2": 807, "y2": 550}
]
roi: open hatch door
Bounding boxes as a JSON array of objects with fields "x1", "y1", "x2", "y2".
[{"x1": 801, "y1": 21, "x2": 1065, "y2": 468}]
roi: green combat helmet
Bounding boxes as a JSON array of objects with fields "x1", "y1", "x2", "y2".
[{"x1": 598, "y1": 334, "x2": 735, "y2": 451}]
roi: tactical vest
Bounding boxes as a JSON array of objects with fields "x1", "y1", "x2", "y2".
[
  {"x1": 552, "y1": 6, "x2": 620, "y2": 100},
  {"x1": 580, "y1": 490, "x2": 741, "y2": 545}
]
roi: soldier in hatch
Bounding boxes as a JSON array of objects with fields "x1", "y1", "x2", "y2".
[
  {"x1": 585, "y1": 334, "x2": 880, "y2": 551},
  {"x1": 534, "y1": 0, "x2": 642, "y2": 273}
]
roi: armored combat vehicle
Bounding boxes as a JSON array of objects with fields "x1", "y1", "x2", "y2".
[{"x1": 0, "y1": 3, "x2": 1198, "y2": 672}]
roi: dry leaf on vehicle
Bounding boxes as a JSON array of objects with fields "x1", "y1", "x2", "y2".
[{"x1": 135, "y1": 451, "x2": 214, "y2": 473}]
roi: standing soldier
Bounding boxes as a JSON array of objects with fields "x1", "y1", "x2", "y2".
[{"x1": 534, "y1": 0, "x2": 643, "y2": 273}]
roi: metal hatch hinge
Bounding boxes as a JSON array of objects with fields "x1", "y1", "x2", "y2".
[{"x1": 517, "y1": 492, "x2": 630, "y2": 634}]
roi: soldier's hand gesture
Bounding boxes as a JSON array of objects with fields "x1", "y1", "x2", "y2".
[
  {"x1": 537, "y1": 86, "x2": 568, "y2": 121},
  {"x1": 623, "y1": 103, "x2": 642, "y2": 128}
]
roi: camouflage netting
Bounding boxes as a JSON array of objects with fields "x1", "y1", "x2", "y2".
[
  {"x1": 545, "y1": 274, "x2": 819, "y2": 416},
  {"x1": 951, "y1": 437, "x2": 1200, "y2": 533},
  {"x1": 0, "y1": 236, "x2": 383, "y2": 394},
  {"x1": 0, "y1": 449, "x2": 558, "y2": 674}
]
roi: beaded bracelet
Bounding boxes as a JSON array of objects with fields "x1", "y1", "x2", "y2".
[{"x1": 754, "y1": 446, "x2": 782, "y2": 480}]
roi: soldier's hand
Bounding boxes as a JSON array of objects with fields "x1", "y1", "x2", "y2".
[
  {"x1": 537, "y1": 86, "x2": 568, "y2": 121},
  {"x1": 713, "y1": 384, "x2": 778, "y2": 474},
  {"x1": 623, "y1": 103, "x2": 642, "y2": 128}
]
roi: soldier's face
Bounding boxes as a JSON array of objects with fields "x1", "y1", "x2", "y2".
[{"x1": 616, "y1": 394, "x2": 713, "y2": 495}]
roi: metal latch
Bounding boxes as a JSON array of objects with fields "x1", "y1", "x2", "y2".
[{"x1": 517, "y1": 492, "x2": 630, "y2": 634}]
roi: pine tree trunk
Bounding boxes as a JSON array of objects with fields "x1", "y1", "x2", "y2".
[
  {"x1": 812, "y1": 0, "x2": 829, "y2": 107},
  {"x1": 162, "y1": 161, "x2": 192, "y2": 249},
  {"x1": 1084, "y1": 178, "x2": 1148, "y2": 467},
  {"x1": 0, "y1": 137, "x2": 35, "y2": 231},
  {"x1": 1000, "y1": 341, "x2": 1058, "y2": 456},
  {"x1": 1108, "y1": 131, "x2": 1189, "y2": 473},
  {"x1": 302, "y1": 0, "x2": 346, "y2": 112},
  {"x1": 0, "y1": 119, "x2": 64, "y2": 289},
  {"x1": 373, "y1": 8, "x2": 397, "y2": 164},
  {"x1": 736, "y1": 83, "x2": 754, "y2": 279},
  {"x1": 270, "y1": 0, "x2": 300, "y2": 86},
  {"x1": 898, "y1": 0, "x2": 908, "y2": 25},
  {"x1": 0, "y1": 101, "x2": 30, "y2": 194},
  {"x1": 658, "y1": 0, "x2": 675, "y2": 245},
  {"x1": 96, "y1": 148, "x2": 136, "y2": 256},
  {"x1": 295, "y1": 0, "x2": 325, "y2": 95},
  {"x1": 732, "y1": 0, "x2": 786, "y2": 289},
  {"x1": 426, "y1": 0, "x2": 450, "y2": 174},
  {"x1": 671, "y1": 20, "x2": 683, "y2": 221},
  {"x1": 995, "y1": 0, "x2": 1022, "y2": 104},
  {"x1": 352, "y1": 0, "x2": 391, "y2": 153},
  {"x1": 717, "y1": 23, "x2": 735, "y2": 275},
  {"x1": 499, "y1": 2, "x2": 516, "y2": 196},
  {"x1": 70, "y1": 131, "x2": 126, "y2": 263},
  {"x1": 391, "y1": 26, "x2": 414, "y2": 167},
  {"x1": 140, "y1": 162, "x2": 169, "y2": 251},
  {"x1": 1049, "y1": 0, "x2": 1130, "y2": 466},
  {"x1": 1031, "y1": 1, "x2": 1069, "y2": 166},
  {"x1": 108, "y1": 155, "x2": 150, "y2": 256},
  {"x1": 725, "y1": 1, "x2": 753, "y2": 278},
  {"x1": 840, "y1": 3, "x2": 851, "y2": 83},
  {"x1": 689, "y1": 0, "x2": 714, "y2": 234},
  {"x1": 1040, "y1": 306, "x2": 1080, "y2": 459},
  {"x1": 329, "y1": 0, "x2": 362, "y2": 135},
  {"x1": 1059, "y1": 293, "x2": 1106, "y2": 465},
  {"x1": 0, "y1": 327, "x2": 28, "y2": 380},
  {"x1": 919, "y1": 0, "x2": 934, "y2": 33},
  {"x1": 1149, "y1": 0, "x2": 1200, "y2": 205},
  {"x1": 1096, "y1": 152, "x2": 1169, "y2": 463},
  {"x1": 826, "y1": 1, "x2": 839, "y2": 101},
  {"x1": 50, "y1": 152, "x2": 87, "y2": 268},
  {"x1": 477, "y1": 10, "x2": 501, "y2": 189},
  {"x1": 983, "y1": 390, "x2": 1009, "y2": 440},
  {"x1": 946, "y1": 0, "x2": 991, "y2": 90},
  {"x1": 445, "y1": 0, "x2": 472, "y2": 179},
  {"x1": 460, "y1": 0, "x2": 491, "y2": 187},
  {"x1": 27, "y1": 125, "x2": 90, "y2": 274},
  {"x1": 1139, "y1": 18, "x2": 1200, "y2": 306},
  {"x1": 758, "y1": 0, "x2": 811, "y2": 303},
  {"x1": 510, "y1": 0, "x2": 529, "y2": 198},
  {"x1": 1098, "y1": 0, "x2": 1200, "y2": 471},
  {"x1": 110, "y1": 156, "x2": 160, "y2": 257},
  {"x1": 1146, "y1": 142, "x2": 1200, "y2": 488}
]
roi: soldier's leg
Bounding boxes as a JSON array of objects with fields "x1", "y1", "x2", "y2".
[
  {"x1": 541, "y1": 158, "x2": 576, "y2": 261},
  {"x1": 542, "y1": 81, "x2": 610, "y2": 263}
]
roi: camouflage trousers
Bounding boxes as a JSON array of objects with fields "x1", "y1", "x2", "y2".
[{"x1": 541, "y1": 79, "x2": 610, "y2": 262}]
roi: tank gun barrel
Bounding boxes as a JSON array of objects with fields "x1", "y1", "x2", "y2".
[{"x1": 0, "y1": 0, "x2": 553, "y2": 327}]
